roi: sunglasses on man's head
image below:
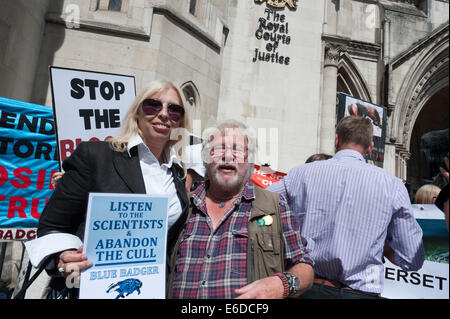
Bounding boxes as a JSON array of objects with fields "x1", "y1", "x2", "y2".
[{"x1": 141, "y1": 98, "x2": 185, "y2": 122}]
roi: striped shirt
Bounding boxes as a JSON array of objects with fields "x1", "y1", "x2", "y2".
[
  {"x1": 267, "y1": 149, "x2": 424, "y2": 294},
  {"x1": 170, "y1": 179, "x2": 314, "y2": 299}
]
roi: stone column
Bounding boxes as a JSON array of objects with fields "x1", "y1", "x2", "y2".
[
  {"x1": 319, "y1": 43, "x2": 344, "y2": 154},
  {"x1": 396, "y1": 146, "x2": 411, "y2": 182}
]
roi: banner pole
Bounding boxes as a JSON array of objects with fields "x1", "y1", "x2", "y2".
[{"x1": 0, "y1": 242, "x2": 7, "y2": 278}]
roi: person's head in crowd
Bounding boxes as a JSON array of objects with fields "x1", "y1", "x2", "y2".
[
  {"x1": 305, "y1": 153, "x2": 332, "y2": 163},
  {"x1": 413, "y1": 184, "x2": 441, "y2": 204},
  {"x1": 109, "y1": 79, "x2": 189, "y2": 158},
  {"x1": 202, "y1": 119, "x2": 256, "y2": 193},
  {"x1": 335, "y1": 115, "x2": 374, "y2": 157},
  {"x1": 185, "y1": 139, "x2": 206, "y2": 191}
]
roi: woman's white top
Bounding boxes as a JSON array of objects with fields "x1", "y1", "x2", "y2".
[{"x1": 25, "y1": 135, "x2": 183, "y2": 268}]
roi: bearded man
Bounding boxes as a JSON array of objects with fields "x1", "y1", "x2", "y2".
[{"x1": 168, "y1": 120, "x2": 314, "y2": 299}]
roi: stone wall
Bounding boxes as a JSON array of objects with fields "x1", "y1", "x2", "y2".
[
  {"x1": 218, "y1": 0, "x2": 326, "y2": 172},
  {"x1": 0, "y1": 0, "x2": 50, "y2": 101},
  {"x1": 31, "y1": 0, "x2": 229, "y2": 130}
]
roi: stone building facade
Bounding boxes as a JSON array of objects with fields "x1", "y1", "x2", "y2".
[
  {"x1": 0, "y1": 0, "x2": 230, "y2": 133},
  {"x1": 218, "y1": 0, "x2": 448, "y2": 194},
  {"x1": 0, "y1": 0, "x2": 448, "y2": 296},
  {"x1": 0, "y1": 0, "x2": 448, "y2": 183}
]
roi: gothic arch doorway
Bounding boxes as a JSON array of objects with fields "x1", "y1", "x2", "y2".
[
  {"x1": 408, "y1": 85, "x2": 449, "y2": 196},
  {"x1": 389, "y1": 24, "x2": 448, "y2": 190}
]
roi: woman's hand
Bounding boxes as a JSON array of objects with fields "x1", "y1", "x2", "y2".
[
  {"x1": 57, "y1": 246, "x2": 92, "y2": 279},
  {"x1": 51, "y1": 172, "x2": 64, "y2": 188}
]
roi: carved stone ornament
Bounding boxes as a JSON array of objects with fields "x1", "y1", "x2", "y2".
[
  {"x1": 396, "y1": 144, "x2": 411, "y2": 164},
  {"x1": 254, "y1": 0, "x2": 298, "y2": 10},
  {"x1": 324, "y1": 44, "x2": 345, "y2": 67}
]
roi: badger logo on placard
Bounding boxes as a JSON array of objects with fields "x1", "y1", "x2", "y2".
[{"x1": 106, "y1": 278, "x2": 143, "y2": 299}]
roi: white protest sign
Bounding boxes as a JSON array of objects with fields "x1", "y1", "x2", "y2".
[
  {"x1": 382, "y1": 204, "x2": 449, "y2": 299},
  {"x1": 79, "y1": 193, "x2": 169, "y2": 299},
  {"x1": 49, "y1": 67, "x2": 135, "y2": 168}
]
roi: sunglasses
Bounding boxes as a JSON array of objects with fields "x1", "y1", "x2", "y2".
[{"x1": 141, "y1": 98, "x2": 185, "y2": 122}]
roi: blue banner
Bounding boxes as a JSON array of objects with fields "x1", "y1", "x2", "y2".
[{"x1": 0, "y1": 97, "x2": 58, "y2": 229}]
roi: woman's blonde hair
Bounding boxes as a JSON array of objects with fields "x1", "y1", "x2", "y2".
[
  {"x1": 413, "y1": 184, "x2": 441, "y2": 204},
  {"x1": 109, "y1": 79, "x2": 190, "y2": 153}
]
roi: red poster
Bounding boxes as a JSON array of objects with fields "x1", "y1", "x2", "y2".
[{"x1": 251, "y1": 164, "x2": 286, "y2": 189}]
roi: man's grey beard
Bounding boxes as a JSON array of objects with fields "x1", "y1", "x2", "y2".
[{"x1": 207, "y1": 161, "x2": 253, "y2": 190}]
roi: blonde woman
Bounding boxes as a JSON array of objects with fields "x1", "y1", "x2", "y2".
[
  {"x1": 413, "y1": 184, "x2": 441, "y2": 204},
  {"x1": 29, "y1": 80, "x2": 190, "y2": 298}
]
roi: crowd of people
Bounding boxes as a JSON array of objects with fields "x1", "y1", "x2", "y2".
[{"x1": 23, "y1": 80, "x2": 448, "y2": 299}]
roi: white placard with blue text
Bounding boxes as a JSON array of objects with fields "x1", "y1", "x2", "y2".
[
  {"x1": 381, "y1": 204, "x2": 448, "y2": 299},
  {"x1": 79, "y1": 193, "x2": 169, "y2": 299}
]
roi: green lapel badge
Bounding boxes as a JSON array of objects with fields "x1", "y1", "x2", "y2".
[
  {"x1": 257, "y1": 217, "x2": 266, "y2": 227},
  {"x1": 257, "y1": 215, "x2": 273, "y2": 227}
]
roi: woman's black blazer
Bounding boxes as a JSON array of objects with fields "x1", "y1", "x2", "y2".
[{"x1": 37, "y1": 141, "x2": 189, "y2": 254}]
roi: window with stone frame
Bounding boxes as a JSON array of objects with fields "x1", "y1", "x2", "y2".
[
  {"x1": 84, "y1": 0, "x2": 149, "y2": 38},
  {"x1": 189, "y1": 0, "x2": 197, "y2": 15},
  {"x1": 92, "y1": 0, "x2": 130, "y2": 13},
  {"x1": 108, "y1": 0, "x2": 122, "y2": 11},
  {"x1": 388, "y1": 0, "x2": 428, "y2": 13},
  {"x1": 188, "y1": 0, "x2": 208, "y2": 20}
]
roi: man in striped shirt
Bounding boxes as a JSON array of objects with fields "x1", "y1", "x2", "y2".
[
  {"x1": 169, "y1": 120, "x2": 314, "y2": 299},
  {"x1": 268, "y1": 116, "x2": 425, "y2": 298}
]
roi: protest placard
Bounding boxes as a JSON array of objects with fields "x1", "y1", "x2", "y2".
[
  {"x1": 382, "y1": 204, "x2": 448, "y2": 299},
  {"x1": 79, "y1": 193, "x2": 169, "y2": 299},
  {"x1": 337, "y1": 93, "x2": 387, "y2": 165},
  {"x1": 49, "y1": 67, "x2": 135, "y2": 168},
  {"x1": 251, "y1": 164, "x2": 286, "y2": 189}
]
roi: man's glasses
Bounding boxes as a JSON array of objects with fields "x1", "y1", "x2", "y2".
[
  {"x1": 141, "y1": 98, "x2": 185, "y2": 122},
  {"x1": 210, "y1": 146, "x2": 248, "y2": 160}
]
